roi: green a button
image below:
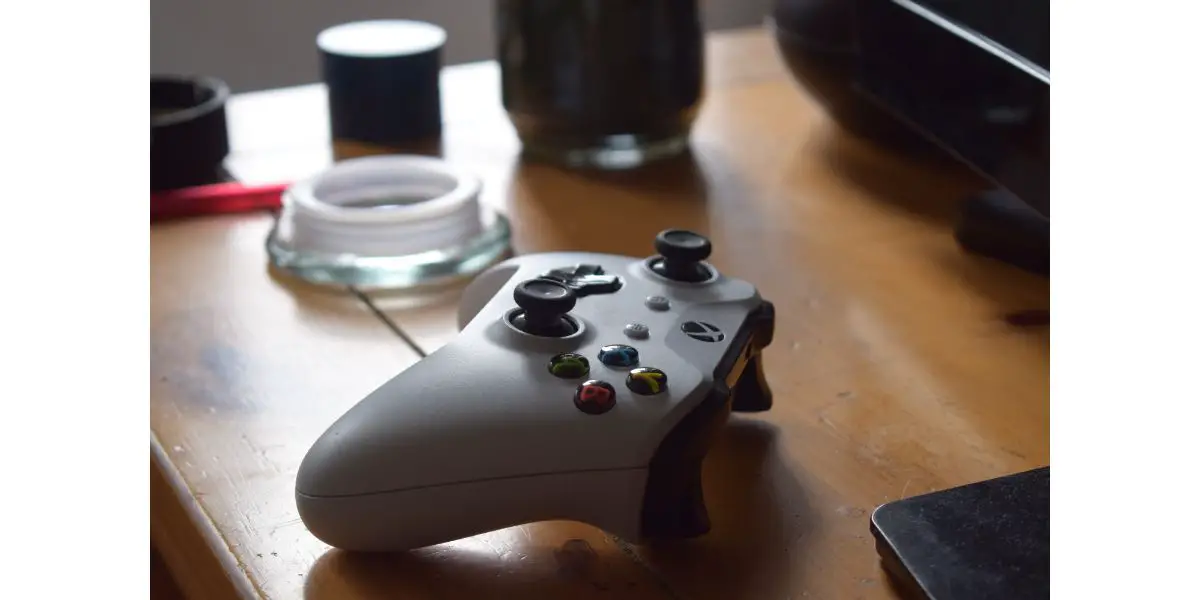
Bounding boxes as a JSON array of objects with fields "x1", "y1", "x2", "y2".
[{"x1": 548, "y1": 353, "x2": 590, "y2": 379}]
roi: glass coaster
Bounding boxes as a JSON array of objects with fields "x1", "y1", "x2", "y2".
[{"x1": 266, "y1": 155, "x2": 511, "y2": 290}]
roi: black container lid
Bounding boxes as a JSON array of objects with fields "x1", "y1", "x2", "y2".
[
  {"x1": 150, "y1": 75, "x2": 231, "y2": 190},
  {"x1": 317, "y1": 20, "x2": 446, "y2": 146}
]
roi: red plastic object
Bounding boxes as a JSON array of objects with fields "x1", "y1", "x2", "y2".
[{"x1": 150, "y1": 181, "x2": 289, "y2": 222}]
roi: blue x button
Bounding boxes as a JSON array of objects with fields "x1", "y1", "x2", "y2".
[{"x1": 597, "y1": 344, "x2": 640, "y2": 368}]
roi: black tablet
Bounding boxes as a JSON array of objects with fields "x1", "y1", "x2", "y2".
[{"x1": 870, "y1": 466, "x2": 1049, "y2": 600}]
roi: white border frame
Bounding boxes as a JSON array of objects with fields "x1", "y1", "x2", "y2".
[
  {"x1": 4, "y1": 1, "x2": 148, "y2": 597},
  {"x1": 1053, "y1": 1, "x2": 1199, "y2": 598}
]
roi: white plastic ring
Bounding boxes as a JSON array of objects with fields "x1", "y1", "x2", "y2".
[{"x1": 282, "y1": 155, "x2": 485, "y2": 257}]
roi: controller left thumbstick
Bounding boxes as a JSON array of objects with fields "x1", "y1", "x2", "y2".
[{"x1": 511, "y1": 279, "x2": 578, "y2": 337}]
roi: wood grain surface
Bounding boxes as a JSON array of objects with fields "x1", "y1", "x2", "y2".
[{"x1": 150, "y1": 26, "x2": 1049, "y2": 600}]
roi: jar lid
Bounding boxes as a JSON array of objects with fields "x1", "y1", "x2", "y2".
[
  {"x1": 318, "y1": 20, "x2": 446, "y2": 146},
  {"x1": 266, "y1": 155, "x2": 511, "y2": 289}
]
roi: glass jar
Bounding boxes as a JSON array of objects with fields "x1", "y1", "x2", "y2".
[{"x1": 496, "y1": 0, "x2": 704, "y2": 169}]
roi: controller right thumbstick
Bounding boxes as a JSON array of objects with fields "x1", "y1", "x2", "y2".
[
  {"x1": 653, "y1": 229, "x2": 713, "y2": 282},
  {"x1": 654, "y1": 229, "x2": 713, "y2": 263}
]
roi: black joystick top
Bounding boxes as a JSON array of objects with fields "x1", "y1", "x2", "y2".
[
  {"x1": 652, "y1": 229, "x2": 714, "y2": 282},
  {"x1": 511, "y1": 279, "x2": 578, "y2": 337}
]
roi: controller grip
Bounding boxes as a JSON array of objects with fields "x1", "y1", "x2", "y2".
[
  {"x1": 639, "y1": 385, "x2": 731, "y2": 539},
  {"x1": 298, "y1": 468, "x2": 649, "y2": 552}
]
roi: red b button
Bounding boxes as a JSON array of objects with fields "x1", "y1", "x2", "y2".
[{"x1": 574, "y1": 380, "x2": 616, "y2": 415}]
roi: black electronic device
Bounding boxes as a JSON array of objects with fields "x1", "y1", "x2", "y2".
[
  {"x1": 770, "y1": 0, "x2": 1049, "y2": 274},
  {"x1": 870, "y1": 466, "x2": 1050, "y2": 600},
  {"x1": 854, "y1": 0, "x2": 1049, "y2": 219},
  {"x1": 853, "y1": 0, "x2": 1049, "y2": 276}
]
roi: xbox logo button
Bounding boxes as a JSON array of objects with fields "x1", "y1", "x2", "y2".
[{"x1": 681, "y1": 321, "x2": 724, "y2": 342}]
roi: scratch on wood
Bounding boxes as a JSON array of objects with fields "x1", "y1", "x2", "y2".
[
  {"x1": 269, "y1": 518, "x2": 303, "y2": 535},
  {"x1": 818, "y1": 412, "x2": 841, "y2": 436}
]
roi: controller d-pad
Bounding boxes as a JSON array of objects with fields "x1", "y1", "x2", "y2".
[
  {"x1": 574, "y1": 380, "x2": 617, "y2": 415},
  {"x1": 598, "y1": 344, "x2": 640, "y2": 368},
  {"x1": 540, "y1": 264, "x2": 623, "y2": 298}
]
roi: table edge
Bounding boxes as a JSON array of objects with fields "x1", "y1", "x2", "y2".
[{"x1": 151, "y1": 432, "x2": 262, "y2": 600}]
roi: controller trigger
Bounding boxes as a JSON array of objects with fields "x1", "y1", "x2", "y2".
[
  {"x1": 730, "y1": 354, "x2": 772, "y2": 412},
  {"x1": 731, "y1": 301, "x2": 775, "y2": 412}
]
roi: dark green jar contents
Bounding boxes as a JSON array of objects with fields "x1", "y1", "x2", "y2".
[{"x1": 496, "y1": 0, "x2": 704, "y2": 168}]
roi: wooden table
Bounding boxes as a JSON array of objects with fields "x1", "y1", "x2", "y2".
[{"x1": 150, "y1": 27, "x2": 1049, "y2": 600}]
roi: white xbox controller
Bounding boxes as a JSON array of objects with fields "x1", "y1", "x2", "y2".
[{"x1": 295, "y1": 229, "x2": 776, "y2": 552}]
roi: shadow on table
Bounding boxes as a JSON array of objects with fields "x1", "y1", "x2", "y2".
[
  {"x1": 816, "y1": 121, "x2": 984, "y2": 228},
  {"x1": 939, "y1": 247, "x2": 1049, "y2": 321},
  {"x1": 935, "y1": 248, "x2": 1050, "y2": 373},
  {"x1": 812, "y1": 121, "x2": 1050, "y2": 329}
]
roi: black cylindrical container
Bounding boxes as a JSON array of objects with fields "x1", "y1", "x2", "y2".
[
  {"x1": 317, "y1": 20, "x2": 446, "y2": 147},
  {"x1": 150, "y1": 75, "x2": 230, "y2": 190}
]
